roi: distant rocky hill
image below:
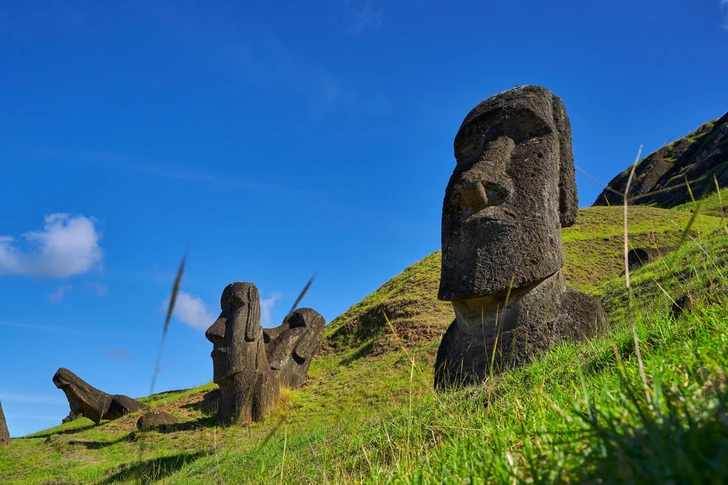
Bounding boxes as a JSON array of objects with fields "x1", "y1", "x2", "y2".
[{"x1": 593, "y1": 113, "x2": 728, "y2": 208}]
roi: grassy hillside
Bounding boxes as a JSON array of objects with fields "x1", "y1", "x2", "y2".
[
  {"x1": 1, "y1": 204, "x2": 727, "y2": 483},
  {"x1": 593, "y1": 113, "x2": 728, "y2": 208}
]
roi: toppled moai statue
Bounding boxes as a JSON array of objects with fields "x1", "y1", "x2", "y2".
[
  {"x1": 435, "y1": 85, "x2": 606, "y2": 389},
  {"x1": 0, "y1": 401, "x2": 10, "y2": 446},
  {"x1": 206, "y1": 282, "x2": 326, "y2": 426},
  {"x1": 264, "y1": 308, "x2": 325, "y2": 389},
  {"x1": 53, "y1": 368, "x2": 146, "y2": 424},
  {"x1": 627, "y1": 247, "x2": 676, "y2": 271}
]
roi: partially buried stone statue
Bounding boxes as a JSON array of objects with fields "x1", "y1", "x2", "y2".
[
  {"x1": 435, "y1": 85, "x2": 606, "y2": 389},
  {"x1": 205, "y1": 282, "x2": 325, "y2": 426},
  {"x1": 53, "y1": 368, "x2": 146, "y2": 424}
]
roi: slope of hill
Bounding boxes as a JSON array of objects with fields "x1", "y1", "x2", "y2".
[
  {"x1": 0, "y1": 205, "x2": 726, "y2": 484},
  {"x1": 593, "y1": 113, "x2": 728, "y2": 208}
]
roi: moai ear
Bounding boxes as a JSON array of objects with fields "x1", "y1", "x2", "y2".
[
  {"x1": 552, "y1": 94, "x2": 579, "y2": 228},
  {"x1": 244, "y1": 284, "x2": 262, "y2": 342}
]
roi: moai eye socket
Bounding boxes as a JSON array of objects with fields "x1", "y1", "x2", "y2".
[{"x1": 451, "y1": 191, "x2": 467, "y2": 213}]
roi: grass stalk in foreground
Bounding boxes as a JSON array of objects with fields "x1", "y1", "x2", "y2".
[
  {"x1": 622, "y1": 145, "x2": 651, "y2": 406},
  {"x1": 150, "y1": 250, "x2": 187, "y2": 397}
]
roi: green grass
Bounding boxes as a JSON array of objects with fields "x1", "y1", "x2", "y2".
[{"x1": 1, "y1": 205, "x2": 728, "y2": 483}]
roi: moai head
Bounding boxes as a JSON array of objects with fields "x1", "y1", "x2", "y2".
[
  {"x1": 438, "y1": 85, "x2": 578, "y2": 302},
  {"x1": 264, "y1": 307, "x2": 326, "y2": 388},
  {"x1": 205, "y1": 282, "x2": 263, "y2": 384}
]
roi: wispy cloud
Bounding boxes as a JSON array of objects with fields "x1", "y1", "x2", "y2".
[
  {"x1": 106, "y1": 347, "x2": 134, "y2": 360},
  {"x1": 164, "y1": 291, "x2": 216, "y2": 331},
  {"x1": 260, "y1": 292, "x2": 283, "y2": 328},
  {"x1": 47, "y1": 284, "x2": 73, "y2": 304},
  {"x1": 0, "y1": 393, "x2": 67, "y2": 405},
  {"x1": 721, "y1": 0, "x2": 728, "y2": 30},
  {"x1": 27, "y1": 146, "x2": 303, "y2": 195},
  {"x1": 0, "y1": 214, "x2": 102, "y2": 278},
  {"x1": 0, "y1": 319, "x2": 88, "y2": 336},
  {"x1": 137, "y1": 1, "x2": 388, "y2": 118},
  {"x1": 351, "y1": 2, "x2": 383, "y2": 34},
  {"x1": 86, "y1": 282, "x2": 108, "y2": 297}
]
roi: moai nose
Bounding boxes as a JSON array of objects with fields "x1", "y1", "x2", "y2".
[
  {"x1": 205, "y1": 315, "x2": 227, "y2": 344},
  {"x1": 453, "y1": 176, "x2": 489, "y2": 212}
]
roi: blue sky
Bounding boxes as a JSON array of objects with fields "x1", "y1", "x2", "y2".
[{"x1": 1, "y1": 0, "x2": 727, "y2": 437}]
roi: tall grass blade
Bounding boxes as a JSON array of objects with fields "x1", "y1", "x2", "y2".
[
  {"x1": 150, "y1": 249, "x2": 187, "y2": 396},
  {"x1": 676, "y1": 204, "x2": 701, "y2": 250},
  {"x1": 623, "y1": 145, "x2": 651, "y2": 406},
  {"x1": 288, "y1": 271, "x2": 318, "y2": 315},
  {"x1": 714, "y1": 175, "x2": 727, "y2": 234}
]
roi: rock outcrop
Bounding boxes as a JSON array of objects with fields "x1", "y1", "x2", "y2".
[
  {"x1": 137, "y1": 411, "x2": 177, "y2": 431},
  {"x1": 593, "y1": 113, "x2": 728, "y2": 208},
  {"x1": 435, "y1": 85, "x2": 606, "y2": 389},
  {"x1": 53, "y1": 368, "x2": 146, "y2": 424}
]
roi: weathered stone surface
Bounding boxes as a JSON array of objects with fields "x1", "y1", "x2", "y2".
[
  {"x1": 435, "y1": 85, "x2": 606, "y2": 389},
  {"x1": 265, "y1": 308, "x2": 326, "y2": 388},
  {"x1": 137, "y1": 411, "x2": 177, "y2": 431},
  {"x1": 593, "y1": 112, "x2": 728, "y2": 208},
  {"x1": 671, "y1": 293, "x2": 694, "y2": 320},
  {"x1": 627, "y1": 246, "x2": 677, "y2": 271},
  {"x1": 205, "y1": 282, "x2": 279, "y2": 426},
  {"x1": 0, "y1": 401, "x2": 10, "y2": 446},
  {"x1": 52, "y1": 368, "x2": 146, "y2": 424}
]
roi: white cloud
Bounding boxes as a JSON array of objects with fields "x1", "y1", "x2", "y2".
[
  {"x1": 162, "y1": 289, "x2": 283, "y2": 330},
  {"x1": 0, "y1": 214, "x2": 102, "y2": 278},
  {"x1": 721, "y1": 0, "x2": 728, "y2": 30},
  {"x1": 352, "y1": 3, "x2": 383, "y2": 34},
  {"x1": 261, "y1": 292, "x2": 283, "y2": 328},
  {"x1": 167, "y1": 291, "x2": 217, "y2": 331},
  {"x1": 47, "y1": 284, "x2": 73, "y2": 304},
  {"x1": 86, "y1": 282, "x2": 108, "y2": 297}
]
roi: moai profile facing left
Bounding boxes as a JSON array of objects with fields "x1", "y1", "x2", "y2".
[
  {"x1": 205, "y1": 282, "x2": 325, "y2": 426},
  {"x1": 435, "y1": 85, "x2": 606, "y2": 389},
  {"x1": 205, "y1": 282, "x2": 279, "y2": 426}
]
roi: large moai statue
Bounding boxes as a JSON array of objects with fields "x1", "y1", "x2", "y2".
[
  {"x1": 206, "y1": 282, "x2": 326, "y2": 426},
  {"x1": 434, "y1": 85, "x2": 606, "y2": 389},
  {"x1": 53, "y1": 368, "x2": 146, "y2": 424},
  {"x1": 0, "y1": 401, "x2": 10, "y2": 446}
]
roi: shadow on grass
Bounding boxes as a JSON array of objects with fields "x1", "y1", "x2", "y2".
[
  {"x1": 152, "y1": 415, "x2": 217, "y2": 433},
  {"x1": 28, "y1": 423, "x2": 97, "y2": 438},
  {"x1": 179, "y1": 389, "x2": 218, "y2": 412},
  {"x1": 98, "y1": 451, "x2": 208, "y2": 484}
]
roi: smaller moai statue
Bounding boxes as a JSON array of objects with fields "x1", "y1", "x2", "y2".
[
  {"x1": 264, "y1": 307, "x2": 326, "y2": 389},
  {"x1": 206, "y1": 282, "x2": 326, "y2": 426},
  {"x1": 205, "y1": 282, "x2": 280, "y2": 425}
]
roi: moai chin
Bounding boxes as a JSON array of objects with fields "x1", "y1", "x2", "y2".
[{"x1": 435, "y1": 85, "x2": 606, "y2": 389}]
